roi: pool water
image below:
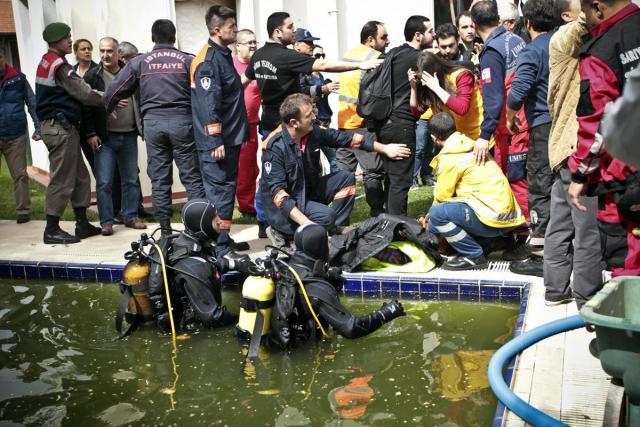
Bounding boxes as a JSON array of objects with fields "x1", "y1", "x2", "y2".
[{"x1": 0, "y1": 281, "x2": 518, "y2": 426}]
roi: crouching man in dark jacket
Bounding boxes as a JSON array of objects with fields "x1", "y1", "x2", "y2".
[{"x1": 261, "y1": 93, "x2": 411, "y2": 247}]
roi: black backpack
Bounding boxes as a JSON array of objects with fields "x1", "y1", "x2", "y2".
[{"x1": 356, "y1": 48, "x2": 400, "y2": 123}]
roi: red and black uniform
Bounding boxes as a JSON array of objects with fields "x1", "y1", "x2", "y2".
[
  {"x1": 568, "y1": 3, "x2": 640, "y2": 276},
  {"x1": 478, "y1": 26, "x2": 531, "y2": 221}
]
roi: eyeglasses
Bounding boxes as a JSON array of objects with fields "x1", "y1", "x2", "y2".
[
  {"x1": 238, "y1": 41, "x2": 257, "y2": 46},
  {"x1": 314, "y1": 53, "x2": 325, "y2": 59}
]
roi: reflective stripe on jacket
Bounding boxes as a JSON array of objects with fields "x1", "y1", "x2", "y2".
[
  {"x1": 260, "y1": 125, "x2": 374, "y2": 232},
  {"x1": 190, "y1": 39, "x2": 248, "y2": 151},
  {"x1": 430, "y1": 131, "x2": 525, "y2": 228},
  {"x1": 337, "y1": 45, "x2": 381, "y2": 129},
  {"x1": 35, "y1": 51, "x2": 82, "y2": 123}
]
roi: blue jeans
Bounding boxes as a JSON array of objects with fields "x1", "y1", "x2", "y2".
[
  {"x1": 414, "y1": 119, "x2": 434, "y2": 183},
  {"x1": 428, "y1": 202, "x2": 509, "y2": 257},
  {"x1": 95, "y1": 132, "x2": 141, "y2": 224}
]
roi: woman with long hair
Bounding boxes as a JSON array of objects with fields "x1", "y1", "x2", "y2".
[{"x1": 409, "y1": 51, "x2": 483, "y2": 140}]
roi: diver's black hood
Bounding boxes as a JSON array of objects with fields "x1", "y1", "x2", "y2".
[
  {"x1": 294, "y1": 223, "x2": 329, "y2": 262},
  {"x1": 181, "y1": 199, "x2": 218, "y2": 241}
]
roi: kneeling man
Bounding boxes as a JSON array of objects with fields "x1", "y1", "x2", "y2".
[
  {"x1": 261, "y1": 93, "x2": 410, "y2": 245},
  {"x1": 427, "y1": 112, "x2": 525, "y2": 270}
]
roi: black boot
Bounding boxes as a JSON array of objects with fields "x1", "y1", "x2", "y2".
[
  {"x1": 258, "y1": 221, "x2": 268, "y2": 239},
  {"x1": 509, "y1": 255, "x2": 544, "y2": 277},
  {"x1": 159, "y1": 219, "x2": 172, "y2": 237},
  {"x1": 74, "y1": 208, "x2": 101, "y2": 239},
  {"x1": 44, "y1": 215, "x2": 80, "y2": 244},
  {"x1": 442, "y1": 255, "x2": 488, "y2": 271}
]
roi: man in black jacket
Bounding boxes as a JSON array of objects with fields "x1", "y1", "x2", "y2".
[
  {"x1": 83, "y1": 37, "x2": 146, "y2": 236},
  {"x1": 375, "y1": 15, "x2": 434, "y2": 216}
]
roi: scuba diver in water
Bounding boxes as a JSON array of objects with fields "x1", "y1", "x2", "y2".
[
  {"x1": 239, "y1": 223, "x2": 405, "y2": 356},
  {"x1": 117, "y1": 198, "x2": 255, "y2": 337}
]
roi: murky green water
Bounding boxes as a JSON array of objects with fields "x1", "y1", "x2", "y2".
[{"x1": 0, "y1": 280, "x2": 518, "y2": 426}]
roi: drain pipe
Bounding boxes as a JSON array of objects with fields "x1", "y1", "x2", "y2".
[{"x1": 488, "y1": 314, "x2": 586, "y2": 427}]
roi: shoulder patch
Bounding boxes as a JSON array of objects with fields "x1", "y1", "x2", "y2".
[
  {"x1": 481, "y1": 67, "x2": 491, "y2": 83},
  {"x1": 200, "y1": 76, "x2": 211, "y2": 90}
]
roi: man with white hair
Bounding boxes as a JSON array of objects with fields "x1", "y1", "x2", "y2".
[{"x1": 497, "y1": 0, "x2": 520, "y2": 32}]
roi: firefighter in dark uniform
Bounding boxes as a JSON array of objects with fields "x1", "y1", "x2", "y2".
[
  {"x1": 104, "y1": 19, "x2": 206, "y2": 235},
  {"x1": 35, "y1": 22, "x2": 103, "y2": 244},
  {"x1": 260, "y1": 93, "x2": 412, "y2": 245},
  {"x1": 191, "y1": 6, "x2": 249, "y2": 257}
]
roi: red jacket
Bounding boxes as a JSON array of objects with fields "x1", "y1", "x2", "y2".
[{"x1": 568, "y1": 4, "x2": 640, "y2": 187}]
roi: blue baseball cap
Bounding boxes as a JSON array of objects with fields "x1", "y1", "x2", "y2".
[{"x1": 294, "y1": 28, "x2": 320, "y2": 43}]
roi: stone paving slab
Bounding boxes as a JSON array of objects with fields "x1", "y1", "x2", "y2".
[
  {"x1": 504, "y1": 277, "x2": 610, "y2": 426},
  {"x1": 0, "y1": 220, "x2": 269, "y2": 265}
]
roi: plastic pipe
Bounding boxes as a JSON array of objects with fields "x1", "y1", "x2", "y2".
[{"x1": 488, "y1": 314, "x2": 586, "y2": 427}]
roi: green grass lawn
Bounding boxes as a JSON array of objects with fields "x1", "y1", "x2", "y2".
[
  {"x1": 0, "y1": 157, "x2": 98, "y2": 222},
  {"x1": 0, "y1": 156, "x2": 433, "y2": 225}
]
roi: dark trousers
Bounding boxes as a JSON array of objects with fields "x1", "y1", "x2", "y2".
[
  {"x1": 41, "y1": 120, "x2": 91, "y2": 216},
  {"x1": 144, "y1": 116, "x2": 206, "y2": 220},
  {"x1": 199, "y1": 144, "x2": 241, "y2": 256},
  {"x1": 377, "y1": 121, "x2": 416, "y2": 216},
  {"x1": 527, "y1": 123, "x2": 553, "y2": 242},
  {"x1": 543, "y1": 166, "x2": 602, "y2": 308},
  {"x1": 336, "y1": 128, "x2": 386, "y2": 216}
]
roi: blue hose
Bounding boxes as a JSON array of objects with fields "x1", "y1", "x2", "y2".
[{"x1": 488, "y1": 314, "x2": 586, "y2": 427}]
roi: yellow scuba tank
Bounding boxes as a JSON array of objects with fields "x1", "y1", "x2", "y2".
[
  {"x1": 122, "y1": 259, "x2": 153, "y2": 320},
  {"x1": 238, "y1": 275, "x2": 275, "y2": 337}
]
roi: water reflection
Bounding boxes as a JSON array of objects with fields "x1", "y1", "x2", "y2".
[{"x1": 0, "y1": 280, "x2": 518, "y2": 426}]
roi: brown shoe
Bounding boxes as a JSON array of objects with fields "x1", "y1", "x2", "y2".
[
  {"x1": 101, "y1": 223, "x2": 114, "y2": 236},
  {"x1": 125, "y1": 217, "x2": 147, "y2": 230}
]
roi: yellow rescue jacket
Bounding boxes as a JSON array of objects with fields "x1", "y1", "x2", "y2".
[
  {"x1": 419, "y1": 68, "x2": 483, "y2": 140},
  {"x1": 338, "y1": 45, "x2": 382, "y2": 129},
  {"x1": 430, "y1": 132, "x2": 525, "y2": 229}
]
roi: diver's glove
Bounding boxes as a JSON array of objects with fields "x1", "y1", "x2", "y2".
[
  {"x1": 219, "y1": 253, "x2": 257, "y2": 275},
  {"x1": 377, "y1": 300, "x2": 405, "y2": 323}
]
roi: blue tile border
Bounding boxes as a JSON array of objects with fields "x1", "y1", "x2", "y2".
[{"x1": 0, "y1": 259, "x2": 249, "y2": 288}]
